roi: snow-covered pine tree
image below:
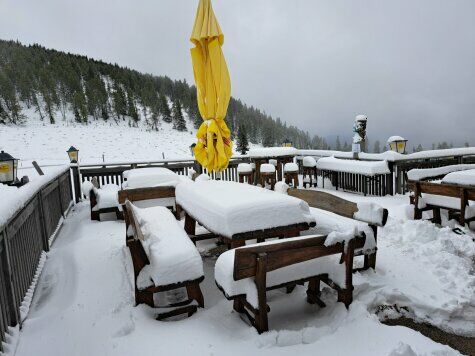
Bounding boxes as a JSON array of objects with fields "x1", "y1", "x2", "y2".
[
  {"x1": 172, "y1": 99, "x2": 187, "y2": 131},
  {"x1": 373, "y1": 140, "x2": 381, "y2": 153},
  {"x1": 237, "y1": 124, "x2": 249, "y2": 154},
  {"x1": 159, "y1": 92, "x2": 172, "y2": 123}
]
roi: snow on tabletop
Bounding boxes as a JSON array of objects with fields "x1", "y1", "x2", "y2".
[
  {"x1": 316, "y1": 156, "x2": 390, "y2": 176},
  {"x1": 407, "y1": 164, "x2": 475, "y2": 181},
  {"x1": 248, "y1": 146, "x2": 298, "y2": 158},
  {"x1": 260, "y1": 163, "x2": 275, "y2": 173},
  {"x1": 92, "y1": 184, "x2": 120, "y2": 211},
  {"x1": 175, "y1": 180, "x2": 315, "y2": 238},
  {"x1": 130, "y1": 204, "x2": 203, "y2": 289},
  {"x1": 237, "y1": 163, "x2": 252, "y2": 173},
  {"x1": 442, "y1": 169, "x2": 475, "y2": 186},
  {"x1": 284, "y1": 162, "x2": 299, "y2": 172},
  {"x1": 302, "y1": 156, "x2": 317, "y2": 167},
  {"x1": 0, "y1": 165, "x2": 68, "y2": 227},
  {"x1": 215, "y1": 235, "x2": 345, "y2": 308},
  {"x1": 354, "y1": 201, "x2": 385, "y2": 226},
  {"x1": 122, "y1": 167, "x2": 179, "y2": 189}
]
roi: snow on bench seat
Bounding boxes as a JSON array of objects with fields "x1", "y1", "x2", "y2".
[
  {"x1": 407, "y1": 164, "x2": 475, "y2": 181},
  {"x1": 130, "y1": 204, "x2": 203, "y2": 289},
  {"x1": 91, "y1": 184, "x2": 121, "y2": 211},
  {"x1": 123, "y1": 167, "x2": 180, "y2": 189},
  {"x1": 316, "y1": 156, "x2": 390, "y2": 176},
  {"x1": 418, "y1": 194, "x2": 475, "y2": 218},
  {"x1": 442, "y1": 169, "x2": 475, "y2": 186},
  {"x1": 175, "y1": 180, "x2": 315, "y2": 238},
  {"x1": 215, "y1": 235, "x2": 346, "y2": 308}
]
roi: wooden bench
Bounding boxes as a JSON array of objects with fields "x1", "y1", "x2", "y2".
[
  {"x1": 90, "y1": 186, "x2": 124, "y2": 221},
  {"x1": 119, "y1": 186, "x2": 177, "y2": 243},
  {"x1": 125, "y1": 200, "x2": 204, "y2": 320},
  {"x1": 407, "y1": 180, "x2": 475, "y2": 227},
  {"x1": 287, "y1": 188, "x2": 389, "y2": 271},
  {"x1": 215, "y1": 234, "x2": 364, "y2": 333}
]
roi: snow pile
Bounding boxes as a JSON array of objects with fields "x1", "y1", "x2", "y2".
[
  {"x1": 195, "y1": 173, "x2": 211, "y2": 181},
  {"x1": 316, "y1": 157, "x2": 390, "y2": 176},
  {"x1": 274, "y1": 181, "x2": 289, "y2": 194},
  {"x1": 260, "y1": 163, "x2": 275, "y2": 173},
  {"x1": 81, "y1": 180, "x2": 94, "y2": 197},
  {"x1": 359, "y1": 218, "x2": 475, "y2": 336},
  {"x1": 324, "y1": 229, "x2": 358, "y2": 251},
  {"x1": 0, "y1": 165, "x2": 68, "y2": 227},
  {"x1": 302, "y1": 156, "x2": 317, "y2": 167},
  {"x1": 175, "y1": 181, "x2": 315, "y2": 238},
  {"x1": 237, "y1": 163, "x2": 253, "y2": 173},
  {"x1": 130, "y1": 204, "x2": 203, "y2": 289},
  {"x1": 215, "y1": 235, "x2": 346, "y2": 308},
  {"x1": 354, "y1": 202, "x2": 385, "y2": 226},
  {"x1": 284, "y1": 162, "x2": 299, "y2": 172},
  {"x1": 123, "y1": 167, "x2": 179, "y2": 189},
  {"x1": 248, "y1": 146, "x2": 298, "y2": 158},
  {"x1": 407, "y1": 164, "x2": 475, "y2": 181},
  {"x1": 92, "y1": 184, "x2": 120, "y2": 211},
  {"x1": 442, "y1": 169, "x2": 475, "y2": 186}
]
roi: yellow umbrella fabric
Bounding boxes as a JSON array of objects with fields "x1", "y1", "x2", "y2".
[{"x1": 190, "y1": 0, "x2": 232, "y2": 172}]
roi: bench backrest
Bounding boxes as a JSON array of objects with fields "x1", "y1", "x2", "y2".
[
  {"x1": 408, "y1": 180, "x2": 475, "y2": 200},
  {"x1": 233, "y1": 234, "x2": 363, "y2": 281},
  {"x1": 125, "y1": 200, "x2": 146, "y2": 241},
  {"x1": 287, "y1": 188, "x2": 388, "y2": 227},
  {"x1": 118, "y1": 186, "x2": 175, "y2": 204}
]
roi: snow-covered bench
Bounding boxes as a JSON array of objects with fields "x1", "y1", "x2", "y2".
[
  {"x1": 287, "y1": 188, "x2": 388, "y2": 271},
  {"x1": 408, "y1": 178, "x2": 475, "y2": 227},
  {"x1": 125, "y1": 201, "x2": 205, "y2": 320},
  {"x1": 215, "y1": 233, "x2": 364, "y2": 333},
  {"x1": 89, "y1": 184, "x2": 124, "y2": 221}
]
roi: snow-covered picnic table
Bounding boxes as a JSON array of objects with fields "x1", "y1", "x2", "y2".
[
  {"x1": 175, "y1": 180, "x2": 316, "y2": 247},
  {"x1": 316, "y1": 156, "x2": 390, "y2": 176},
  {"x1": 122, "y1": 167, "x2": 182, "y2": 189},
  {"x1": 442, "y1": 169, "x2": 475, "y2": 186}
]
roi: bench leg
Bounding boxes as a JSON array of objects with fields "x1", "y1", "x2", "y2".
[
  {"x1": 432, "y1": 207, "x2": 441, "y2": 225},
  {"x1": 233, "y1": 298, "x2": 245, "y2": 313},
  {"x1": 184, "y1": 213, "x2": 196, "y2": 236},
  {"x1": 91, "y1": 210, "x2": 100, "y2": 221},
  {"x1": 136, "y1": 290, "x2": 154, "y2": 307},
  {"x1": 339, "y1": 241, "x2": 355, "y2": 308},
  {"x1": 186, "y1": 283, "x2": 205, "y2": 308},
  {"x1": 255, "y1": 253, "x2": 269, "y2": 333},
  {"x1": 306, "y1": 278, "x2": 325, "y2": 307}
]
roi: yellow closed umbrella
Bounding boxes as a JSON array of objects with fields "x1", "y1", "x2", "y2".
[{"x1": 190, "y1": 0, "x2": 232, "y2": 172}]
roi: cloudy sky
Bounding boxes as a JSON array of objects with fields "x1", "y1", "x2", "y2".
[{"x1": 1, "y1": 0, "x2": 474, "y2": 148}]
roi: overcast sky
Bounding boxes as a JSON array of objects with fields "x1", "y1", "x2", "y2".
[{"x1": 1, "y1": 0, "x2": 474, "y2": 148}]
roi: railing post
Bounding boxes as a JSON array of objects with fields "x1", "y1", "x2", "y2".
[
  {"x1": 71, "y1": 165, "x2": 81, "y2": 203},
  {"x1": 37, "y1": 193, "x2": 50, "y2": 253},
  {"x1": 0, "y1": 227, "x2": 20, "y2": 328}
]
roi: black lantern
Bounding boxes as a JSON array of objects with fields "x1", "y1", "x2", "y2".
[
  {"x1": 190, "y1": 143, "x2": 196, "y2": 157},
  {"x1": 0, "y1": 150, "x2": 19, "y2": 185},
  {"x1": 282, "y1": 138, "x2": 293, "y2": 148},
  {"x1": 67, "y1": 146, "x2": 79, "y2": 163}
]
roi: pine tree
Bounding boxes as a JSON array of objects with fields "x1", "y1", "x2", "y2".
[
  {"x1": 373, "y1": 140, "x2": 381, "y2": 153},
  {"x1": 159, "y1": 92, "x2": 172, "y2": 123},
  {"x1": 336, "y1": 136, "x2": 342, "y2": 151},
  {"x1": 237, "y1": 124, "x2": 249, "y2": 154},
  {"x1": 127, "y1": 93, "x2": 139, "y2": 125},
  {"x1": 172, "y1": 99, "x2": 187, "y2": 131}
]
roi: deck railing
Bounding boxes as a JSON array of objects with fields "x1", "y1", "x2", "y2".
[{"x1": 0, "y1": 170, "x2": 72, "y2": 351}]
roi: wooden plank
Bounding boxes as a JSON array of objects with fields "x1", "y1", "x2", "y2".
[
  {"x1": 118, "y1": 186, "x2": 175, "y2": 204},
  {"x1": 288, "y1": 189, "x2": 357, "y2": 219}
]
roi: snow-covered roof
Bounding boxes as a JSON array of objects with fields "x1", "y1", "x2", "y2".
[
  {"x1": 248, "y1": 146, "x2": 298, "y2": 158},
  {"x1": 387, "y1": 136, "x2": 406, "y2": 143},
  {"x1": 316, "y1": 157, "x2": 390, "y2": 176}
]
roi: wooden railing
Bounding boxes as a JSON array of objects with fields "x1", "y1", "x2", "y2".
[
  {"x1": 0, "y1": 170, "x2": 72, "y2": 351},
  {"x1": 317, "y1": 169, "x2": 393, "y2": 196}
]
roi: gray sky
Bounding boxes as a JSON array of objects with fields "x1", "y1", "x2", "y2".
[{"x1": 1, "y1": 0, "x2": 474, "y2": 148}]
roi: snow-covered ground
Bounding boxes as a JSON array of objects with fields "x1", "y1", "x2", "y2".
[{"x1": 5, "y1": 188, "x2": 474, "y2": 356}]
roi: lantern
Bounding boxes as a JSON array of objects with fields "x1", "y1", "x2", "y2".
[
  {"x1": 387, "y1": 136, "x2": 407, "y2": 154},
  {"x1": 282, "y1": 138, "x2": 293, "y2": 148},
  {"x1": 67, "y1": 146, "x2": 79, "y2": 163},
  {"x1": 0, "y1": 150, "x2": 19, "y2": 185},
  {"x1": 190, "y1": 143, "x2": 196, "y2": 157}
]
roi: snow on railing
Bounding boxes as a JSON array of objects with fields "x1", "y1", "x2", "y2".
[{"x1": 316, "y1": 157, "x2": 390, "y2": 176}]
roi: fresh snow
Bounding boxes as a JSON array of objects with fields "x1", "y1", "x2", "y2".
[
  {"x1": 316, "y1": 156, "x2": 390, "y2": 176},
  {"x1": 407, "y1": 164, "x2": 475, "y2": 181},
  {"x1": 130, "y1": 204, "x2": 203, "y2": 289},
  {"x1": 122, "y1": 167, "x2": 180, "y2": 189},
  {"x1": 284, "y1": 162, "x2": 299, "y2": 172},
  {"x1": 354, "y1": 201, "x2": 385, "y2": 226},
  {"x1": 91, "y1": 184, "x2": 121, "y2": 211},
  {"x1": 442, "y1": 169, "x2": 475, "y2": 186},
  {"x1": 237, "y1": 163, "x2": 253, "y2": 173},
  {"x1": 175, "y1": 180, "x2": 315, "y2": 238},
  {"x1": 302, "y1": 156, "x2": 317, "y2": 167},
  {"x1": 387, "y1": 136, "x2": 406, "y2": 143},
  {"x1": 260, "y1": 163, "x2": 276, "y2": 173},
  {"x1": 248, "y1": 147, "x2": 298, "y2": 158}
]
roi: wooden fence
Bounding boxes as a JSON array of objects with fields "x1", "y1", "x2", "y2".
[
  {"x1": 0, "y1": 170, "x2": 72, "y2": 351},
  {"x1": 72, "y1": 157, "x2": 248, "y2": 202}
]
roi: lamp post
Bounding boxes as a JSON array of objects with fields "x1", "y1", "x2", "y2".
[
  {"x1": 387, "y1": 136, "x2": 408, "y2": 154},
  {"x1": 282, "y1": 138, "x2": 293, "y2": 148},
  {"x1": 66, "y1": 146, "x2": 79, "y2": 163},
  {"x1": 0, "y1": 150, "x2": 19, "y2": 185},
  {"x1": 67, "y1": 146, "x2": 82, "y2": 202}
]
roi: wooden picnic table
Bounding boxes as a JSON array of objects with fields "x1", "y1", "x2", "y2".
[
  {"x1": 250, "y1": 155, "x2": 295, "y2": 183},
  {"x1": 175, "y1": 180, "x2": 316, "y2": 248}
]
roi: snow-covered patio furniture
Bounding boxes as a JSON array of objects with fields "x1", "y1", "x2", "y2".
[
  {"x1": 259, "y1": 163, "x2": 276, "y2": 190},
  {"x1": 248, "y1": 147, "x2": 298, "y2": 182},
  {"x1": 125, "y1": 200, "x2": 204, "y2": 320},
  {"x1": 287, "y1": 188, "x2": 388, "y2": 271},
  {"x1": 408, "y1": 173, "x2": 475, "y2": 228},
  {"x1": 89, "y1": 184, "x2": 123, "y2": 221},
  {"x1": 302, "y1": 156, "x2": 318, "y2": 188},
  {"x1": 283, "y1": 162, "x2": 299, "y2": 187},
  {"x1": 175, "y1": 180, "x2": 316, "y2": 248},
  {"x1": 237, "y1": 163, "x2": 253, "y2": 184},
  {"x1": 215, "y1": 233, "x2": 363, "y2": 333}
]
